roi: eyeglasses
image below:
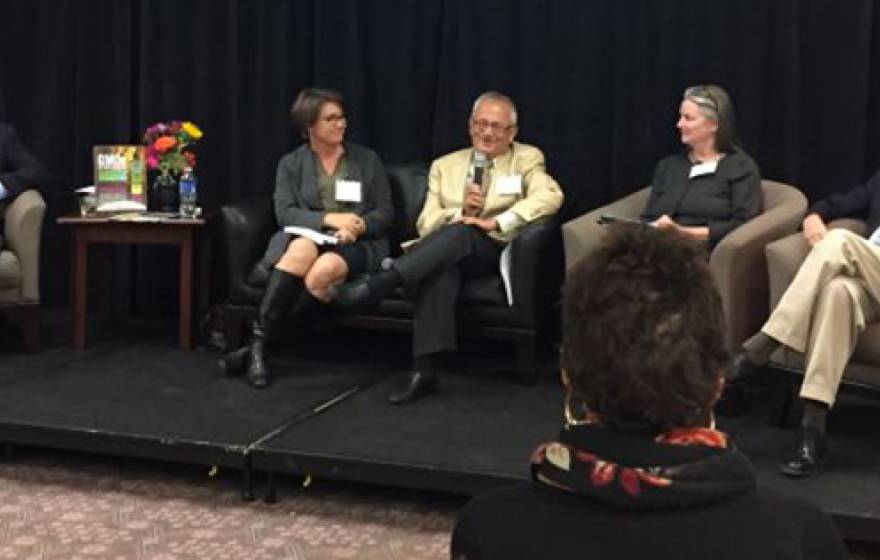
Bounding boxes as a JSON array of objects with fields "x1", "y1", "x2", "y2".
[
  {"x1": 321, "y1": 114, "x2": 347, "y2": 125},
  {"x1": 684, "y1": 86, "x2": 718, "y2": 112},
  {"x1": 471, "y1": 119, "x2": 514, "y2": 134}
]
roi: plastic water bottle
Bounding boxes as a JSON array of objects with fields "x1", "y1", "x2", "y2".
[{"x1": 179, "y1": 167, "x2": 198, "y2": 218}]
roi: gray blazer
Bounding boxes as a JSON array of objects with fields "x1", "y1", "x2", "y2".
[{"x1": 261, "y1": 142, "x2": 393, "y2": 272}]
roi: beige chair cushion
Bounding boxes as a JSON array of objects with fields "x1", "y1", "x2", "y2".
[
  {"x1": 0, "y1": 250, "x2": 22, "y2": 290},
  {"x1": 1, "y1": 190, "x2": 45, "y2": 304}
]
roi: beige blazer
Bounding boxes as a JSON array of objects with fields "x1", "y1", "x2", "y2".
[{"x1": 415, "y1": 142, "x2": 564, "y2": 245}]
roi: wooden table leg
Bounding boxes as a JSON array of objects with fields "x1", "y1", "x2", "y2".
[
  {"x1": 73, "y1": 230, "x2": 88, "y2": 350},
  {"x1": 179, "y1": 232, "x2": 194, "y2": 349},
  {"x1": 196, "y1": 231, "x2": 211, "y2": 330}
]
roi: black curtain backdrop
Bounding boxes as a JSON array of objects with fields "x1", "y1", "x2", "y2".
[{"x1": 2, "y1": 0, "x2": 880, "y2": 313}]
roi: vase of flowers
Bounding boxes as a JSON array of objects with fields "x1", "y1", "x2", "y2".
[{"x1": 143, "y1": 121, "x2": 203, "y2": 212}]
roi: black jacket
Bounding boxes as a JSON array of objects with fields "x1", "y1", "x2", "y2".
[
  {"x1": 809, "y1": 167, "x2": 880, "y2": 235},
  {"x1": 451, "y1": 482, "x2": 846, "y2": 560},
  {"x1": 0, "y1": 122, "x2": 51, "y2": 201},
  {"x1": 641, "y1": 149, "x2": 762, "y2": 248}
]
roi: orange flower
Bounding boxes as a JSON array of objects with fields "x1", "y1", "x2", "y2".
[
  {"x1": 153, "y1": 136, "x2": 177, "y2": 153},
  {"x1": 143, "y1": 121, "x2": 203, "y2": 174}
]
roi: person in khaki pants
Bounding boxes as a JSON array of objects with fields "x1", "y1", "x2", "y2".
[{"x1": 730, "y1": 168, "x2": 880, "y2": 477}]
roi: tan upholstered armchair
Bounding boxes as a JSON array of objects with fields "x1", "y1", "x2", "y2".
[
  {"x1": 0, "y1": 189, "x2": 46, "y2": 351},
  {"x1": 766, "y1": 218, "x2": 880, "y2": 393},
  {"x1": 561, "y1": 181, "x2": 807, "y2": 349}
]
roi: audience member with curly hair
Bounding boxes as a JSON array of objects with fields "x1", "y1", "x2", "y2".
[{"x1": 451, "y1": 224, "x2": 846, "y2": 560}]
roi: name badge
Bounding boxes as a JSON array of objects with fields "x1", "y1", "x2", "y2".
[
  {"x1": 496, "y1": 175, "x2": 523, "y2": 195},
  {"x1": 335, "y1": 180, "x2": 362, "y2": 203},
  {"x1": 689, "y1": 160, "x2": 718, "y2": 179}
]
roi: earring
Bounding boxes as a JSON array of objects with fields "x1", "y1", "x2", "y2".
[
  {"x1": 564, "y1": 391, "x2": 589, "y2": 427},
  {"x1": 693, "y1": 406, "x2": 717, "y2": 430}
]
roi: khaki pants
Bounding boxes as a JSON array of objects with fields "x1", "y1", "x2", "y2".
[{"x1": 763, "y1": 229, "x2": 880, "y2": 406}]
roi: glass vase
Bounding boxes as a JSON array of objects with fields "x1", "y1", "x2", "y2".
[{"x1": 149, "y1": 172, "x2": 179, "y2": 213}]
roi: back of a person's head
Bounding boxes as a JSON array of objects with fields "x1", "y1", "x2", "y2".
[{"x1": 561, "y1": 224, "x2": 729, "y2": 431}]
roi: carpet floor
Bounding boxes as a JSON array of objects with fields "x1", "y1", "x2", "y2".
[
  {"x1": 0, "y1": 447, "x2": 464, "y2": 560},
  {"x1": 2, "y1": 446, "x2": 880, "y2": 560}
]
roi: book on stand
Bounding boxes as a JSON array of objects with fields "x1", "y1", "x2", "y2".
[{"x1": 93, "y1": 145, "x2": 147, "y2": 208}]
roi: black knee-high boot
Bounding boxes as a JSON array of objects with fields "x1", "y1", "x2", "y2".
[
  {"x1": 246, "y1": 269, "x2": 304, "y2": 388},
  {"x1": 220, "y1": 285, "x2": 323, "y2": 379}
]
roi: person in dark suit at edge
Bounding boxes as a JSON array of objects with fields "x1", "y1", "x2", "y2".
[{"x1": 0, "y1": 122, "x2": 51, "y2": 250}]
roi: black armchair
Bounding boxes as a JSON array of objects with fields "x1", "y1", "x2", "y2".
[{"x1": 218, "y1": 163, "x2": 564, "y2": 384}]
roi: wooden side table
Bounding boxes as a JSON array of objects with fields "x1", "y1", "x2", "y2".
[{"x1": 57, "y1": 215, "x2": 208, "y2": 350}]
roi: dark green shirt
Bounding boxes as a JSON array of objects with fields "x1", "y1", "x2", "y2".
[{"x1": 314, "y1": 151, "x2": 350, "y2": 213}]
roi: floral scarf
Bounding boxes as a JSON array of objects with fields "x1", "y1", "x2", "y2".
[{"x1": 531, "y1": 422, "x2": 755, "y2": 509}]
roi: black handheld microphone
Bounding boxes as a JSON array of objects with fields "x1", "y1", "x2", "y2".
[
  {"x1": 473, "y1": 150, "x2": 487, "y2": 187},
  {"x1": 465, "y1": 151, "x2": 488, "y2": 217}
]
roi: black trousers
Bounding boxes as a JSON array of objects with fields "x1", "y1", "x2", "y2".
[{"x1": 394, "y1": 224, "x2": 502, "y2": 358}]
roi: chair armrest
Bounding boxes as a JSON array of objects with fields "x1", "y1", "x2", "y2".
[
  {"x1": 219, "y1": 195, "x2": 275, "y2": 303},
  {"x1": 509, "y1": 216, "x2": 563, "y2": 328},
  {"x1": 710, "y1": 181, "x2": 807, "y2": 346},
  {"x1": 765, "y1": 231, "x2": 811, "y2": 311},
  {"x1": 4, "y1": 189, "x2": 46, "y2": 302},
  {"x1": 562, "y1": 187, "x2": 650, "y2": 273}
]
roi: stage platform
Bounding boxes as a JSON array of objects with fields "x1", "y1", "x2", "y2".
[
  {"x1": 0, "y1": 323, "x2": 878, "y2": 541},
  {"x1": 250, "y1": 369, "x2": 562, "y2": 496},
  {"x1": 0, "y1": 329, "x2": 382, "y2": 488}
]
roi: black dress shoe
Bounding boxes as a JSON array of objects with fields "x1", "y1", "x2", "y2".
[
  {"x1": 725, "y1": 351, "x2": 764, "y2": 387},
  {"x1": 218, "y1": 346, "x2": 249, "y2": 376},
  {"x1": 779, "y1": 427, "x2": 826, "y2": 478},
  {"x1": 331, "y1": 279, "x2": 381, "y2": 310},
  {"x1": 388, "y1": 371, "x2": 438, "y2": 405}
]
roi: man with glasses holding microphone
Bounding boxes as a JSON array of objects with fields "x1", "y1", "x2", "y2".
[{"x1": 334, "y1": 91, "x2": 564, "y2": 404}]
